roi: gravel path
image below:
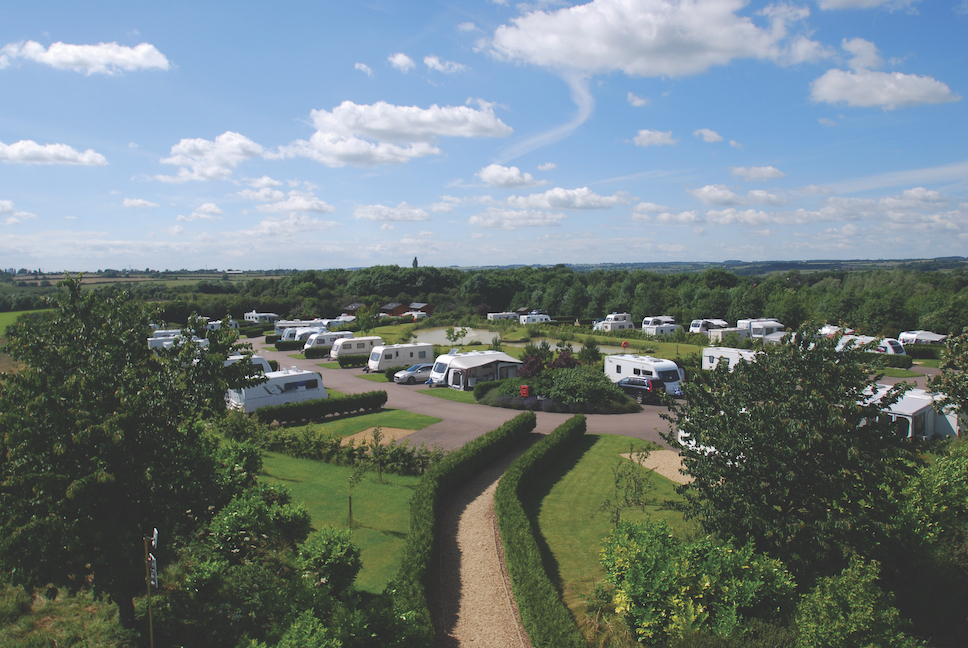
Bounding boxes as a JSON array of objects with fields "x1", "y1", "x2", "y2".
[{"x1": 432, "y1": 452, "x2": 533, "y2": 648}]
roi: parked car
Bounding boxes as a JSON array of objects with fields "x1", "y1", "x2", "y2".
[
  {"x1": 616, "y1": 376, "x2": 665, "y2": 404},
  {"x1": 393, "y1": 363, "x2": 433, "y2": 385}
]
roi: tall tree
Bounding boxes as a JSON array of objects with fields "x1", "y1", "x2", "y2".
[{"x1": 0, "y1": 278, "x2": 258, "y2": 627}]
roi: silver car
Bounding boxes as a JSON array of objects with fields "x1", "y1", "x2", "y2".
[{"x1": 393, "y1": 363, "x2": 433, "y2": 385}]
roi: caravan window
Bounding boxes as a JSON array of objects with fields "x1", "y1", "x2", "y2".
[
  {"x1": 615, "y1": 364, "x2": 622, "y2": 373},
  {"x1": 370, "y1": 351, "x2": 381, "y2": 362},
  {"x1": 284, "y1": 382, "x2": 299, "y2": 391},
  {"x1": 658, "y1": 369, "x2": 680, "y2": 382},
  {"x1": 304, "y1": 379, "x2": 318, "y2": 390},
  {"x1": 357, "y1": 342, "x2": 365, "y2": 349},
  {"x1": 418, "y1": 351, "x2": 426, "y2": 358}
]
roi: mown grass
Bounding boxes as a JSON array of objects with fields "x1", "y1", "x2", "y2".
[
  {"x1": 357, "y1": 372, "x2": 389, "y2": 383},
  {"x1": 880, "y1": 367, "x2": 922, "y2": 378},
  {"x1": 316, "y1": 361, "x2": 340, "y2": 369},
  {"x1": 0, "y1": 584, "x2": 136, "y2": 647},
  {"x1": 279, "y1": 409, "x2": 441, "y2": 440},
  {"x1": 416, "y1": 388, "x2": 477, "y2": 404},
  {"x1": 528, "y1": 434, "x2": 690, "y2": 620},
  {"x1": 260, "y1": 451, "x2": 420, "y2": 593},
  {"x1": 914, "y1": 358, "x2": 941, "y2": 369}
]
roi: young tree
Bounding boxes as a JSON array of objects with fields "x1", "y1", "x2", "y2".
[
  {"x1": 928, "y1": 326, "x2": 968, "y2": 417},
  {"x1": 662, "y1": 327, "x2": 921, "y2": 584},
  {"x1": 354, "y1": 305, "x2": 377, "y2": 334},
  {"x1": 0, "y1": 278, "x2": 259, "y2": 627}
]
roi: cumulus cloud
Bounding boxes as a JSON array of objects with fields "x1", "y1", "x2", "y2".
[
  {"x1": 705, "y1": 208, "x2": 776, "y2": 225},
  {"x1": 0, "y1": 200, "x2": 36, "y2": 224},
  {"x1": 0, "y1": 139, "x2": 106, "y2": 165},
  {"x1": 238, "y1": 187, "x2": 285, "y2": 202},
  {"x1": 176, "y1": 202, "x2": 224, "y2": 222},
  {"x1": 633, "y1": 130, "x2": 676, "y2": 147},
  {"x1": 507, "y1": 186, "x2": 630, "y2": 209},
  {"x1": 246, "y1": 175, "x2": 282, "y2": 189},
  {"x1": 468, "y1": 207, "x2": 566, "y2": 229},
  {"x1": 355, "y1": 62, "x2": 373, "y2": 76},
  {"x1": 632, "y1": 202, "x2": 670, "y2": 213},
  {"x1": 354, "y1": 202, "x2": 429, "y2": 221},
  {"x1": 274, "y1": 100, "x2": 511, "y2": 167},
  {"x1": 811, "y1": 68, "x2": 959, "y2": 110},
  {"x1": 123, "y1": 198, "x2": 159, "y2": 208},
  {"x1": 628, "y1": 92, "x2": 649, "y2": 107},
  {"x1": 537, "y1": 162, "x2": 556, "y2": 171},
  {"x1": 634, "y1": 210, "x2": 703, "y2": 224},
  {"x1": 842, "y1": 37, "x2": 883, "y2": 72},
  {"x1": 488, "y1": 0, "x2": 825, "y2": 78},
  {"x1": 691, "y1": 184, "x2": 786, "y2": 207},
  {"x1": 731, "y1": 166, "x2": 786, "y2": 180},
  {"x1": 388, "y1": 53, "x2": 415, "y2": 73},
  {"x1": 424, "y1": 55, "x2": 466, "y2": 73},
  {"x1": 239, "y1": 214, "x2": 338, "y2": 238},
  {"x1": 458, "y1": 22, "x2": 479, "y2": 32},
  {"x1": 157, "y1": 131, "x2": 262, "y2": 182},
  {"x1": 257, "y1": 191, "x2": 335, "y2": 214},
  {"x1": 693, "y1": 128, "x2": 723, "y2": 142},
  {"x1": 476, "y1": 163, "x2": 547, "y2": 187},
  {"x1": 0, "y1": 40, "x2": 169, "y2": 74}
]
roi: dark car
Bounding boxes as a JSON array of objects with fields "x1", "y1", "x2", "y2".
[
  {"x1": 616, "y1": 376, "x2": 664, "y2": 404},
  {"x1": 393, "y1": 363, "x2": 433, "y2": 385}
]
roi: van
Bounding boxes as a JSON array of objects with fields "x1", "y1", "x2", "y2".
[
  {"x1": 330, "y1": 336, "x2": 384, "y2": 360},
  {"x1": 303, "y1": 330, "x2": 353, "y2": 351},
  {"x1": 226, "y1": 368, "x2": 327, "y2": 413},
  {"x1": 604, "y1": 354, "x2": 685, "y2": 396},
  {"x1": 366, "y1": 343, "x2": 434, "y2": 373}
]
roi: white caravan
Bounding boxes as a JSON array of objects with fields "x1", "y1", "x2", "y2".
[
  {"x1": 205, "y1": 319, "x2": 239, "y2": 331},
  {"x1": 641, "y1": 316, "x2": 682, "y2": 336},
  {"x1": 304, "y1": 330, "x2": 353, "y2": 351},
  {"x1": 872, "y1": 385, "x2": 959, "y2": 440},
  {"x1": 593, "y1": 313, "x2": 636, "y2": 332},
  {"x1": 701, "y1": 347, "x2": 760, "y2": 372},
  {"x1": 225, "y1": 354, "x2": 273, "y2": 375},
  {"x1": 366, "y1": 343, "x2": 434, "y2": 373},
  {"x1": 737, "y1": 318, "x2": 785, "y2": 339},
  {"x1": 274, "y1": 319, "x2": 330, "y2": 336},
  {"x1": 281, "y1": 326, "x2": 327, "y2": 342},
  {"x1": 226, "y1": 368, "x2": 327, "y2": 413},
  {"x1": 898, "y1": 330, "x2": 948, "y2": 345},
  {"x1": 330, "y1": 336, "x2": 384, "y2": 360},
  {"x1": 604, "y1": 354, "x2": 686, "y2": 396},
  {"x1": 147, "y1": 334, "x2": 210, "y2": 350},
  {"x1": 689, "y1": 319, "x2": 729, "y2": 335},
  {"x1": 520, "y1": 312, "x2": 552, "y2": 325},
  {"x1": 430, "y1": 350, "x2": 522, "y2": 390},
  {"x1": 836, "y1": 335, "x2": 906, "y2": 355},
  {"x1": 244, "y1": 310, "x2": 279, "y2": 325},
  {"x1": 707, "y1": 327, "x2": 751, "y2": 344},
  {"x1": 487, "y1": 311, "x2": 518, "y2": 322}
]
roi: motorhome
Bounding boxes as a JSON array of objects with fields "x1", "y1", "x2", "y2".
[
  {"x1": 303, "y1": 330, "x2": 353, "y2": 351},
  {"x1": 689, "y1": 319, "x2": 729, "y2": 335},
  {"x1": 872, "y1": 385, "x2": 959, "y2": 440},
  {"x1": 366, "y1": 343, "x2": 434, "y2": 373},
  {"x1": 330, "y1": 336, "x2": 384, "y2": 360},
  {"x1": 226, "y1": 368, "x2": 327, "y2": 413},
  {"x1": 244, "y1": 310, "x2": 279, "y2": 325},
  {"x1": 429, "y1": 350, "x2": 522, "y2": 390},
  {"x1": 836, "y1": 335, "x2": 906, "y2": 355},
  {"x1": 737, "y1": 318, "x2": 785, "y2": 339},
  {"x1": 604, "y1": 354, "x2": 686, "y2": 396},
  {"x1": 593, "y1": 313, "x2": 636, "y2": 332},
  {"x1": 641, "y1": 316, "x2": 681, "y2": 336},
  {"x1": 151, "y1": 329, "x2": 182, "y2": 339},
  {"x1": 281, "y1": 326, "x2": 327, "y2": 342},
  {"x1": 701, "y1": 347, "x2": 760, "y2": 372},
  {"x1": 225, "y1": 354, "x2": 273, "y2": 375},
  {"x1": 487, "y1": 311, "x2": 518, "y2": 322},
  {"x1": 520, "y1": 311, "x2": 552, "y2": 325}
]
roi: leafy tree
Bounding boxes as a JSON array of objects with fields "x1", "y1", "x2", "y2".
[
  {"x1": 595, "y1": 445, "x2": 655, "y2": 527},
  {"x1": 662, "y1": 327, "x2": 921, "y2": 584},
  {"x1": 354, "y1": 305, "x2": 377, "y2": 334},
  {"x1": 928, "y1": 326, "x2": 968, "y2": 417},
  {"x1": 577, "y1": 336, "x2": 601, "y2": 364},
  {"x1": 0, "y1": 278, "x2": 258, "y2": 627},
  {"x1": 444, "y1": 326, "x2": 468, "y2": 345}
]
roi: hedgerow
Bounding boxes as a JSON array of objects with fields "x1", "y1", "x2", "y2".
[{"x1": 253, "y1": 391, "x2": 387, "y2": 425}]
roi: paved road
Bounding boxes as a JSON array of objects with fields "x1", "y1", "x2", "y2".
[{"x1": 251, "y1": 339, "x2": 672, "y2": 451}]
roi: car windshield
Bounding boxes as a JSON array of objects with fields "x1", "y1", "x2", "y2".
[
  {"x1": 658, "y1": 369, "x2": 680, "y2": 382},
  {"x1": 407, "y1": 364, "x2": 424, "y2": 371}
]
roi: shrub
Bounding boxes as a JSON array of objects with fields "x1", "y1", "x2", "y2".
[
  {"x1": 862, "y1": 352, "x2": 914, "y2": 369},
  {"x1": 473, "y1": 378, "x2": 506, "y2": 401},
  {"x1": 304, "y1": 346, "x2": 331, "y2": 359},
  {"x1": 337, "y1": 354, "x2": 368, "y2": 368},
  {"x1": 268, "y1": 359, "x2": 279, "y2": 371},
  {"x1": 905, "y1": 344, "x2": 942, "y2": 360},
  {"x1": 275, "y1": 340, "x2": 306, "y2": 352},
  {"x1": 266, "y1": 334, "x2": 281, "y2": 344},
  {"x1": 253, "y1": 391, "x2": 387, "y2": 425},
  {"x1": 546, "y1": 366, "x2": 625, "y2": 406},
  {"x1": 384, "y1": 365, "x2": 408, "y2": 381},
  {"x1": 298, "y1": 527, "x2": 363, "y2": 595}
]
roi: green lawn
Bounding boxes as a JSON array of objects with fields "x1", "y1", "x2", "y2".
[
  {"x1": 915, "y1": 358, "x2": 940, "y2": 369},
  {"x1": 528, "y1": 434, "x2": 689, "y2": 619},
  {"x1": 416, "y1": 387, "x2": 477, "y2": 404},
  {"x1": 281, "y1": 409, "x2": 441, "y2": 440},
  {"x1": 357, "y1": 372, "x2": 389, "y2": 383},
  {"x1": 0, "y1": 310, "x2": 27, "y2": 332},
  {"x1": 317, "y1": 361, "x2": 340, "y2": 370},
  {"x1": 880, "y1": 367, "x2": 922, "y2": 378},
  {"x1": 260, "y1": 451, "x2": 421, "y2": 594}
]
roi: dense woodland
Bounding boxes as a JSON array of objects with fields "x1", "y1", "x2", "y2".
[{"x1": 5, "y1": 264, "x2": 968, "y2": 337}]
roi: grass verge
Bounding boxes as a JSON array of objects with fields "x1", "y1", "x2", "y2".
[
  {"x1": 914, "y1": 358, "x2": 941, "y2": 369},
  {"x1": 317, "y1": 361, "x2": 340, "y2": 369},
  {"x1": 280, "y1": 409, "x2": 441, "y2": 440},
  {"x1": 357, "y1": 373, "x2": 389, "y2": 383},
  {"x1": 416, "y1": 388, "x2": 477, "y2": 404}
]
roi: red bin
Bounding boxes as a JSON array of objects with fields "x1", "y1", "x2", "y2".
[{"x1": 520, "y1": 385, "x2": 530, "y2": 398}]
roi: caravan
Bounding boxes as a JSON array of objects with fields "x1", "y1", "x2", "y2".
[
  {"x1": 737, "y1": 318, "x2": 785, "y2": 339},
  {"x1": 303, "y1": 330, "x2": 353, "y2": 351},
  {"x1": 604, "y1": 354, "x2": 685, "y2": 396},
  {"x1": 593, "y1": 313, "x2": 635, "y2": 332},
  {"x1": 689, "y1": 319, "x2": 729, "y2": 335},
  {"x1": 330, "y1": 336, "x2": 384, "y2": 360},
  {"x1": 366, "y1": 343, "x2": 434, "y2": 373},
  {"x1": 701, "y1": 347, "x2": 760, "y2": 372},
  {"x1": 244, "y1": 310, "x2": 279, "y2": 325},
  {"x1": 519, "y1": 311, "x2": 552, "y2": 325},
  {"x1": 225, "y1": 354, "x2": 273, "y2": 375},
  {"x1": 429, "y1": 350, "x2": 522, "y2": 390},
  {"x1": 641, "y1": 316, "x2": 681, "y2": 336},
  {"x1": 226, "y1": 368, "x2": 327, "y2": 413}
]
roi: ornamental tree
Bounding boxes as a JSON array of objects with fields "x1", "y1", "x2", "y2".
[
  {"x1": 661, "y1": 327, "x2": 921, "y2": 584},
  {"x1": 0, "y1": 277, "x2": 259, "y2": 627}
]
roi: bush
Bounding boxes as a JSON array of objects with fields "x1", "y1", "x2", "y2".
[
  {"x1": 384, "y1": 365, "x2": 408, "y2": 381},
  {"x1": 266, "y1": 334, "x2": 281, "y2": 344},
  {"x1": 298, "y1": 527, "x2": 363, "y2": 595},
  {"x1": 495, "y1": 415, "x2": 588, "y2": 648},
  {"x1": 904, "y1": 344, "x2": 942, "y2": 360},
  {"x1": 337, "y1": 354, "x2": 368, "y2": 368},
  {"x1": 304, "y1": 346, "x2": 332, "y2": 359},
  {"x1": 275, "y1": 340, "x2": 306, "y2": 352},
  {"x1": 253, "y1": 391, "x2": 388, "y2": 425},
  {"x1": 861, "y1": 352, "x2": 914, "y2": 369},
  {"x1": 268, "y1": 359, "x2": 279, "y2": 371},
  {"x1": 473, "y1": 378, "x2": 506, "y2": 401}
]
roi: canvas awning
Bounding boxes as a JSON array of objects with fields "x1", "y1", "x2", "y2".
[{"x1": 449, "y1": 352, "x2": 521, "y2": 371}]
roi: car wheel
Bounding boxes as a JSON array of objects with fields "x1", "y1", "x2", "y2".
[
  {"x1": 407, "y1": 376, "x2": 416, "y2": 385},
  {"x1": 636, "y1": 392, "x2": 644, "y2": 404}
]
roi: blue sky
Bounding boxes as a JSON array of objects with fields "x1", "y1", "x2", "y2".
[{"x1": 1, "y1": 0, "x2": 965, "y2": 271}]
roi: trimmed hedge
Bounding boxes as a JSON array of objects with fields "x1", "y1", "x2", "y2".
[
  {"x1": 265, "y1": 334, "x2": 280, "y2": 344},
  {"x1": 862, "y1": 352, "x2": 914, "y2": 369},
  {"x1": 252, "y1": 390, "x2": 387, "y2": 425},
  {"x1": 337, "y1": 354, "x2": 369, "y2": 368},
  {"x1": 391, "y1": 411, "x2": 537, "y2": 647},
  {"x1": 384, "y1": 365, "x2": 408, "y2": 381},
  {"x1": 304, "y1": 346, "x2": 331, "y2": 359},
  {"x1": 267, "y1": 359, "x2": 279, "y2": 372},
  {"x1": 905, "y1": 344, "x2": 943, "y2": 360},
  {"x1": 494, "y1": 415, "x2": 588, "y2": 648},
  {"x1": 473, "y1": 378, "x2": 506, "y2": 401},
  {"x1": 274, "y1": 340, "x2": 305, "y2": 352}
]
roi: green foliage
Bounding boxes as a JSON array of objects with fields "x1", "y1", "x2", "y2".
[
  {"x1": 337, "y1": 353, "x2": 369, "y2": 368},
  {"x1": 601, "y1": 519, "x2": 796, "y2": 643},
  {"x1": 494, "y1": 415, "x2": 588, "y2": 648},
  {"x1": 473, "y1": 377, "x2": 506, "y2": 401},
  {"x1": 663, "y1": 326, "x2": 922, "y2": 584},
  {"x1": 275, "y1": 339, "x2": 307, "y2": 351},
  {"x1": 355, "y1": 305, "x2": 378, "y2": 334},
  {"x1": 444, "y1": 326, "x2": 468, "y2": 345},
  {"x1": 595, "y1": 445, "x2": 656, "y2": 527},
  {"x1": 861, "y1": 352, "x2": 914, "y2": 368},
  {"x1": 929, "y1": 326, "x2": 968, "y2": 418},
  {"x1": 546, "y1": 365, "x2": 626, "y2": 406},
  {"x1": 383, "y1": 365, "x2": 408, "y2": 381},
  {"x1": 253, "y1": 390, "x2": 387, "y2": 425},
  {"x1": 305, "y1": 346, "x2": 332, "y2": 359},
  {"x1": 904, "y1": 439, "x2": 968, "y2": 554},
  {"x1": 299, "y1": 527, "x2": 363, "y2": 595},
  {"x1": 794, "y1": 556, "x2": 924, "y2": 648},
  {"x1": 577, "y1": 336, "x2": 601, "y2": 364}
]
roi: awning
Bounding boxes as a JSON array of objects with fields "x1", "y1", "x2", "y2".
[{"x1": 449, "y1": 352, "x2": 522, "y2": 371}]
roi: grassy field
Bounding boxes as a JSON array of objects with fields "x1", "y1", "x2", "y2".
[
  {"x1": 528, "y1": 434, "x2": 690, "y2": 621},
  {"x1": 260, "y1": 451, "x2": 420, "y2": 593},
  {"x1": 280, "y1": 409, "x2": 442, "y2": 440},
  {"x1": 416, "y1": 387, "x2": 477, "y2": 404},
  {"x1": 0, "y1": 310, "x2": 31, "y2": 374}
]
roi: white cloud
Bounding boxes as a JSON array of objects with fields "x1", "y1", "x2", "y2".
[
  {"x1": 381, "y1": 223, "x2": 395, "y2": 231},
  {"x1": 644, "y1": 210, "x2": 703, "y2": 224},
  {"x1": 354, "y1": 202, "x2": 429, "y2": 222},
  {"x1": 388, "y1": 52, "x2": 415, "y2": 73},
  {"x1": 0, "y1": 200, "x2": 35, "y2": 224},
  {"x1": 488, "y1": 0, "x2": 825, "y2": 78},
  {"x1": 627, "y1": 92, "x2": 649, "y2": 107},
  {"x1": 0, "y1": 200, "x2": 13, "y2": 213},
  {"x1": 239, "y1": 214, "x2": 338, "y2": 238},
  {"x1": 458, "y1": 22, "x2": 479, "y2": 32},
  {"x1": 747, "y1": 190, "x2": 786, "y2": 206},
  {"x1": 818, "y1": 0, "x2": 920, "y2": 9},
  {"x1": 842, "y1": 37, "x2": 883, "y2": 71},
  {"x1": 819, "y1": 117, "x2": 837, "y2": 126},
  {"x1": 123, "y1": 198, "x2": 159, "y2": 208},
  {"x1": 238, "y1": 187, "x2": 285, "y2": 202},
  {"x1": 275, "y1": 133, "x2": 440, "y2": 167},
  {"x1": 537, "y1": 162, "x2": 556, "y2": 171},
  {"x1": 0, "y1": 40, "x2": 169, "y2": 75},
  {"x1": 706, "y1": 208, "x2": 776, "y2": 225},
  {"x1": 167, "y1": 225, "x2": 185, "y2": 235},
  {"x1": 476, "y1": 163, "x2": 547, "y2": 188},
  {"x1": 729, "y1": 140, "x2": 742, "y2": 148},
  {"x1": 246, "y1": 175, "x2": 282, "y2": 189},
  {"x1": 176, "y1": 203, "x2": 223, "y2": 222},
  {"x1": 430, "y1": 202, "x2": 455, "y2": 213},
  {"x1": 507, "y1": 186, "x2": 630, "y2": 209},
  {"x1": 731, "y1": 166, "x2": 786, "y2": 180},
  {"x1": 354, "y1": 62, "x2": 373, "y2": 77},
  {"x1": 693, "y1": 128, "x2": 723, "y2": 143},
  {"x1": 0, "y1": 139, "x2": 106, "y2": 165},
  {"x1": 469, "y1": 207, "x2": 566, "y2": 229},
  {"x1": 632, "y1": 201, "x2": 669, "y2": 213},
  {"x1": 157, "y1": 131, "x2": 263, "y2": 182},
  {"x1": 257, "y1": 191, "x2": 335, "y2": 214},
  {"x1": 690, "y1": 185, "x2": 743, "y2": 206},
  {"x1": 811, "y1": 69, "x2": 960, "y2": 110},
  {"x1": 424, "y1": 55, "x2": 466, "y2": 73},
  {"x1": 633, "y1": 130, "x2": 676, "y2": 147}
]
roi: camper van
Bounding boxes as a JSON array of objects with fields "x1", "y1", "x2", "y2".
[
  {"x1": 205, "y1": 319, "x2": 239, "y2": 331},
  {"x1": 641, "y1": 316, "x2": 681, "y2": 336},
  {"x1": 330, "y1": 336, "x2": 384, "y2": 360},
  {"x1": 519, "y1": 311, "x2": 552, "y2": 325},
  {"x1": 701, "y1": 347, "x2": 760, "y2": 372},
  {"x1": 366, "y1": 343, "x2": 434, "y2": 373},
  {"x1": 689, "y1": 319, "x2": 729, "y2": 335},
  {"x1": 593, "y1": 313, "x2": 635, "y2": 332},
  {"x1": 147, "y1": 333, "x2": 209, "y2": 350},
  {"x1": 303, "y1": 330, "x2": 353, "y2": 351},
  {"x1": 429, "y1": 350, "x2": 522, "y2": 390},
  {"x1": 244, "y1": 310, "x2": 279, "y2": 325},
  {"x1": 226, "y1": 368, "x2": 327, "y2": 413},
  {"x1": 604, "y1": 354, "x2": 685, "y2": 396},
  {"x1": 225, "y1": 354, "x2": 272, "y2": 375}
]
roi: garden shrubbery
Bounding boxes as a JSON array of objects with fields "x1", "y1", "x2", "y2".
[
  {"x1": 384, "y1": 365, "x2": 408, "y2": 381},
  {"x1": 274, "y1": 340, "x2": 305, "y2": 352},
  {"x1": 304, "y1": 346, "x2": 331, "y2": 359},
  {"x1": 253, "y1": 391, "x2": 387, "y2": 425},
  {"x1": 337, "y1": 354, "x2": 368, "y2": 368},
  {"x1": 480, "y1": 366, "x2": 638, "y2": 414}
]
